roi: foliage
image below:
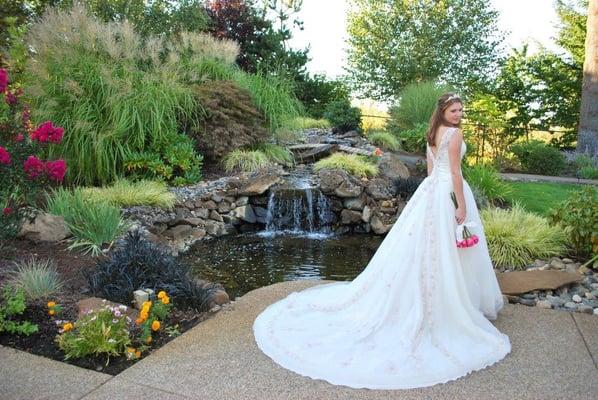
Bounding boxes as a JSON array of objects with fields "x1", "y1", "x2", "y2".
[
  {"x1": 462, "y1": 164, "x2": 512, "y2": 204},
  {"x1": 0, "y1": 67, "x2": 67, "y2": 239},
  {"x1": 481, "y1": 205, "x2": 567, "y2": 269},
  {"x1": 88, "y1": 231, "x2": 220, "y2": 310},
  {"x1": 511, "y1": 140, "x2": 566, "y2": 175},
  {"x1": 393, "y1": 176, "x2": 424, "y2": 200},
  {"x1": 367, "y1": 131, "x2": 400, "y2": 152},
  {"x1": 346, "y1": 0, "x2": 503, "y2": 100},
  {"x1": 573, "y1": 154, "x2": 598, "y2": 179},
  {"x1": 0, "y1": 286, "x2": 38, "y2": 336},
  {"x1": 468, "y1": 183, "x2": 490, "y2": 210},
  {"x1": 223, "y1": 149, "x2": 272, "y2": 173},
  {"x1": 7, "y1": 257, "x2": 64, "y2": 300},
  {"x1": 505, "y1": 181, "x2": 579, "y2": 216},
  {"x1": 395, "y1": 123, "x2": 428, "y2": 154},
  {"x1": 323, "y1": 99, "x2": 362, "y2": 133},
  {"x1": 46, "y1": 188, "x2": 126, "y2": 256},
  {"x1": 549, "y1": 186, "x2": 598, "y2": 260},
  {"x1": 135, "y1": 292, "x2": 173, "y2": 345},
  {"x1": 386, "y1": 81, "x2": 450, "y2": 130},
  {"x1": 282, "y1": 117, "x2": 330, "y2": 131},
  {"x1": 253, "y1": 143, "x2": 294, "y2": 165},
  {"x1": 314, "y1": 153, "x2": 378, "y2": 178},
  {"x1": 294, "y1": 73, "x2": 351, "y2": 119},
  {"x1": 56, "y1": 304, "x2": 131, "y2": 362},
  {"x1": 82, "y1": 179, "x2": 176, "y2": 209}
]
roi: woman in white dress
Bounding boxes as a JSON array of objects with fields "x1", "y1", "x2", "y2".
[{"x1": 253, "y1": 93, "x2": 511, "y2": 389}]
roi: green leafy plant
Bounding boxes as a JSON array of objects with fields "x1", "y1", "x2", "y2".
[
  {"x1": 481, "y1": 204, "x2": 567, "y2": 269},
  {"x1": 314, "y1": 153, "x2": 378, "y2": 178},
  {"x1": 511, "y1": 140, "x2": 566, "y2": 175},
  {"x1": 323, "y1": 98, "x2": 362, "y2": 133},
  {"x1": 81, "y1": 179, "x2": 176, "y2": 209},
  {"x1": 0, "y1": 286, "x2": 38, "y2": 336},
  {"x1": 549, "y1": 186, "x2": 598, "y2": 261},
  {"x1": 462, "y1": 164, "x2": 512, "y2": 204},
  {"x1": 56, "y1": 304, "x2": 131, "y2": 364},
  {"x1": 7, "y1": 257, "x2": 63, "y2": 301},
  {"x1": 135, "y1": 291, "x2": 173, "y2": 345},
  {"x1": 367, "y1": 131, "x2": 400, "y2": 152},
  {"x1": 396, "y1": 123, "x2": 428, "y2": 154},
  {"x1": 253, "y1": 143, "x2": 294, "y2": 165},
  {"x1": 46, "y1": 188, "x2": 127, "y2": 256},
  {"x1": 573, "y1": 154, "x2": 598, "y2": 179}
]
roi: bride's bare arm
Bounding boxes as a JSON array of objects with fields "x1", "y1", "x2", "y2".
[
  {"x1": 426, "y1": 145, "x2": 434, "y2": 176},
  {"x1": 448, "y1": 130, "x2": 466, "y2": 224}
]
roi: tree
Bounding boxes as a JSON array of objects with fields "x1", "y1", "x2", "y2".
[
  {"x1": 577, "y1": 0, "x2": 598, "y2": 156},
  {"x1": 345, "y1": 0, "x2": 503, "y2": 101}
]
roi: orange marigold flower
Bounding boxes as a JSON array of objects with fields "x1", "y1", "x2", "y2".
[
  {"x1": 47, "y1": 301, "x2": 56, "y2": 308},
  {"x1": 127, "y1": 347, "x2": 136, "y2": 353},
  {"x1": 135, "y1": 350, "x2": 141, "y2": 358},
  {"x1": 135, "y1": 317, "x2": 143, "y2": 325},
  {"x1": 142, "y1": 301, "x2": 152, "y2": 309},
  {"x1": 151, "y1": 320, "x2": 161, "y2": 331},
  {"x1": 63, "y1": 322, "x2": 74, "y2": 332},
  {"x1": 140, "y1": 310, "x2": 149, "y2": 320},
  {"x1": 48, "y1": 309, "x2": 55, "y2": 316},
  {"x1": 161, "y1": 296, "x2": 170, "y2": 305},
  {"x1": 157, "y1": 291, "x2": 166, "y2": 299},
  {"x1": 145, "y1": 336, "x2": 152, "y2": 344}
]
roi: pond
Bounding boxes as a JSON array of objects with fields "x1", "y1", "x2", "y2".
[{"x1": 183, "y1": 232, "x2": 384, "y2": 299}]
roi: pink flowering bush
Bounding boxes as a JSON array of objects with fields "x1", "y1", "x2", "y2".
[{"x1": 0, "y1": 67, "x2": 67, "y2": 238}]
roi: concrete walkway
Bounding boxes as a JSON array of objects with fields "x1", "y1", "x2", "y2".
[
  {"x1": 2, "y1": 280, "x2": 597, "y2": 400},
  {"x1": 499, "y1": 172, "x2": 598, "y2": 185}
]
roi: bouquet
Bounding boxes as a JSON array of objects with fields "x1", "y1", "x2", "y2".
[{"x1": 450, "y1": 192, "x2": 479, "y2": 248}]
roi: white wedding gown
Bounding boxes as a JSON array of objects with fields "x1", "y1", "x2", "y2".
[{"x1": 253, "y1": 127, "x2": 511, "y2": 389}]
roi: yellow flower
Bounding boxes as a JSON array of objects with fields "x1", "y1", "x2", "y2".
[
  {"x1": 127, "y1": 347, "x2": 136, "y2": 353},
  {"x1": 145, "y1": 336, "x2": 152, "y2": 344},
  {"x1": 157, "y1": 291, "x2": 166, "y2": 299},
  {"x1": 140, "y1": 310, "x2": 149, "y2": 321},
  {"x1": 161, "y1": 296, "x2": 170, "y2": 305},
  {"x1": 151, "y1": 320, "x2": 161, "y2": 331},
  {"x1": 63, "y1": 322, "x2": 74, "y2": 332},
  {"x1": 135, "y1": 317, "x2": 143, "y2": 325},
  {"x1": 142, "y1": 301, "x2": 152, "y2": 309},
  {"x1": 47, "y1": 301, "x2": 56, "y2": 308},
  {"x1": 48, "y1": 309, "x2": 55, "y2": 316}
]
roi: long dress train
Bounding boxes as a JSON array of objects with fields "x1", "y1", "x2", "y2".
[{"x1": 252, "y1": 127, "x2": 511, "y2": 389}]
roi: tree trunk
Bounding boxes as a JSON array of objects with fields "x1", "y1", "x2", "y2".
[{"x1": 577, "y1": 0, "x2": 598, "y2": 157}]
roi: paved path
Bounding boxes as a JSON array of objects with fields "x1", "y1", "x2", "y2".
[
  {"x1": 2, "y1": 280, "x2": 597, "y2": 400},
  {"x1": 499, "y1": 172, "x2": 598, "y2": 185}
]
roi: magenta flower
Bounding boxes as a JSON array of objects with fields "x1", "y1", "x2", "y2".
[
  {"x1": 31, "y1": 121, "x2": 64, "y2": 144},
  {"x1": 2, "y1": 207, "x2": 12, "y2": 215},
  {"x1": 23, "y1": 155, "x2": 45, "y2": 178},
  {"x1": 0, "y1": 146, "x2": 11, "y2": 165},
  {"x1": 45, "y1": 159, "x2": 67, "y2": 182},
  {"x1": 0, "y1": 69, "x2": 7, "y2": 93},
  {"x1": 14, "y1": 133, "x2": 24, "y2": 142}
]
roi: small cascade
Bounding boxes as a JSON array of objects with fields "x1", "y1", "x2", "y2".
[{"x1": 264, "y1": 188, "x2": 334, "y2": 234}]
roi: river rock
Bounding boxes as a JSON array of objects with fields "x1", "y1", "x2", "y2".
[
  {"x1": 343, "y1": 195, "x2": 366, "y2": 211},
  {"x1": 231, "y1": 205, "x2": 257, "y2": 223},
  {"x1": 341, "y1": 209, "x2": 362, "y2": 225},
  {"x1": 18, "y1": 212, "x2": 70, "y2": 242},
  {"x1": 572, "y1": 294, "x2": 582, "y2": 303},
  {"x1": 253, "y1": 206, "x2": 268, "y2": 224},
  {"x1": 217, "y1": 202, "x2": 231, "y2": 213},
  {"x1": 318, "y1": 169, "x2": 363, "y2": 197},
  {"x1": 236, "y1": 196, "x2": 249, "y2": 206},
  {"x1": 209, "y1": 210, "x2": 224, "y2": 222},
  {"x1": 193, "y1": 208, "x2": 210, "y2": 219},
  {"x1": 370, "y1": 214, "x2": 392, "y2": 234},
  {"x1": 237, "y1": 173, "x2": 282, "y2": 196},
  {"x1": 163, "y1": 225, "x2": 194, "y2": 241},
  {"x1": 361, "y1": 205, "x2": 373, "y2": 223}
]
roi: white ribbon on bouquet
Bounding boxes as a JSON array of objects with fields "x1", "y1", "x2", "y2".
[{"x1": 455, "y1": 221, "x2": 478, "y2": 242}]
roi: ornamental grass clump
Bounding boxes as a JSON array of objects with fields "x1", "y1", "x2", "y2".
[
  {"x1": 481, "y1": 204, "x2": 567, "y2": 269},
  {"x1": 314, "y1": 153, "x2": 379, "y2": 178},
  {"x1": 7, "y1": 257, "x2": 64, "y2": 300},
  {"x1": 81, "y1": 179, "x2": 176, "y2": 209},
  {"x1": 367, "y1": 131, "x2": 400, "y2": 152},
  {"x1": 462, "y1": 164, "x2": 512, "y2": 205}
]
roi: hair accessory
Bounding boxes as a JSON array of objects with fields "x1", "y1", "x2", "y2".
[{"x1": 444, "y1": 94, "x2": 460, "y2": 103}]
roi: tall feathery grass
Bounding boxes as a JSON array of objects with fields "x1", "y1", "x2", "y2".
[
  {"x1": 314, "y1": 153, "x2": 379, "y2": 178},
  {"x1": 223, "y1": 150, "x2": 273, "y2": 173},
  {"x1": 7, "y1": 257, "x2": 64, "y2": 300},
  {"x1": 481, "y1": 204, "x2": 567, "y2": 269},
  {"x1": 82, "y1": 179, "x2": 176, "y2": 209},
  {"x1": 253, "y1": 143, "x2": 294, "y2": 165},
  {"x1": 46, "y1": 188, "x2": 127, "y2": 256},
  {"x1": 388, "y1": 81, "x2": 451, "y2": 130},
  {"x1": 367, "y1": 131, "x2": 400, "y2": 151}
]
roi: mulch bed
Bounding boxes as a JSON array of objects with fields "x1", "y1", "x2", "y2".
[{"x1": 0, "y1": 238, "x2": 210, "y2": 375}]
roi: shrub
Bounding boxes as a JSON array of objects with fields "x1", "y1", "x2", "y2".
[
  {"x1": 323, "y1": 99, "x2": 362, "y2": 133},
  {"x1": 46, "y1": 188, "x2": 126, "y2": 256},
  {"x1": 223, "y1": 149, "x2": 272, "y2": 173},
  {"x1": 0, "y1": 286, "x2": 38, "y2": 336},
  {"x1": 468, "y1": 184, "x2": 490, "y2": 210},
  {"x1": 7, "y1": 257, "x2": 63, "y2": 300},
  {"x1": 511, "y1": 140, "x2": 566, "y2": 175},
  {"x1": 481, "y1": 205, "x2": 567, "y2": 269},
  {"x1": 0, "y1": 67, "x2": 67, "y2": 239},
  {"x1": 368, "y1": 131, "x2": 400, "y2": 152},
  {"x1": 88, "y1": 231, "x2": 219, "y2": 310},
  {"x1": 81, "y1": 179, "x2": 176, "y2": 209},
  {"x1": 396, "y1": 123, "x2": 428, "y2": 154},
  {"x1": 573, "y1": 154, "x2": 598, "y2": 179},
  {"x1": 190, "y1": 80, "x2": 270, "y2": 161},
  {"x1": 393, "y1": 176, "x2": 424, "y2": 200},
  {"x1": 387, "y1": 80, "x2": 450, "y2": 130},
  {"x1": 462, "y1": 164, "x2": 512, "y2": 204},
  {"x1": 549, "y1": 186, "x2": 598, "y2": 261},
  {"x1": 314, "y1": 153, "x2": 378, "y2": 178},
  {"x1": 56, "y1": 304, "x2": 131, "y2": 362}
]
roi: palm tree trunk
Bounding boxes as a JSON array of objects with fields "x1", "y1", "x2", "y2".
[{"x1": 577, "y1": 0, "x2": 598, "y2": 157}]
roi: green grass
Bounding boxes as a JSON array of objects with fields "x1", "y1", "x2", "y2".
[
  {"x1": 282, "y1": 117, "x2": 331, "y2": 131},
  {"x1": 506, "y1": 182, "x2": 580, "y2": 216},
  {"x1": 222, "y1": 149, "x2": 272, "y2": 173},
  {"x1": 81, "y1": 179, "x2": 176, "y2": 209},
  {"x1": 367, "y1": 131, "x2": 400, "y2": 151},
  {"x1": 313, "y1": 153, "x2": 379, "y2": 178}
]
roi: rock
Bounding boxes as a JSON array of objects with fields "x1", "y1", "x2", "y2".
[
  {"x1": 378, "y1": 153, "x2": 410, "y2": 180},
  {"x1": 231, "y1": 205, "x2": 257, "y2": 223},
  {"x1": 18, "y1": 213, "x2": 70, "y2": 242},
  {"x1": 203, "y1": 200, "x2": 217, "y2": 210},
  {"x1": 338, "y1": 130, "x2": 359, "y2": 138},
  {"x1": 211, "y1": 193, "x2": 223, "y2": 203},
  {"x1": 594, "y1": 308, "x2": 598, "y2": 316},
  {"x1": 177, "y1": 217, "x2": 205, "y2": 227},
  {"x1": 496, "y1": 270, "x2": 584, "y2": 295},
  {"x1": 335, "y1": 179, "x2": 363, "y2": 198},
  {"x1": 205, "y1": 221, "x2": 227, "y2": 237},
  {"x1": 253, "y1": 206, "x2": 268, "y2": 224},
  {"x1": 578, "y1": 305, "x2": 594, "y2": 314},
  {"x1": 562, "y1": 258, "x2": 574, "y2": 263},
  {"x1": 294, "y1": 144, "x2": 338, "y2": 163},
  {"x1": 572, "y1": 294, "x2": 583, "y2": 303},
  {"x1": 564, "y1": 301, "x2": 577, "y2": 309},
  {"x1": 163, "y1": 225, "x2": 194, "y2": 241},
  {"x1": 578, "y1": 265, "x2": 591, "y2": 274},
  {"x1": 236, "y1": 196, "x2": 249, "y2": 206},
  {"x1": 361, "y1": 205, "x2": 372, "y2": 223},
  {"x1": 519, "y1": 298, "x2": 536, "y2": 306},
  {"x1": 549, "y1": 259, "x2": 566, "y2": 270},
  {"x1": 237, "y1": 173, "x2": 282, "y2": 196},
  {"x1": 318, "y1": 168, "x2": 363, "y2": 197},
  {"x1": 222, "y1": 215, "x2": 240, "y2": 225},
  {"x1": 193, "y1": 208, "x2": 210, "y2": 219},
  {"x1": 546, "y1": 295, "x2": 565, "y2": 307},
  {"x1": 341, "y1": 209, "x2": 362, "y2": 225},
  {"x1": 522, "y1": 293, "x2": 537, "y2": 300},
  {"x1": 217, "y1": 202, "x2": 231, "y2": 213},
  {"x1": 210, "y1": 290, "x2": 230, "y2": 307},
  {"x1": 370, "y1": 214, "x2": 392, "y2": 234},
  {"x1": 209, "y1": 210, "x2": 224, "y2": 222},
  {"x1": 365, "y1": 178, "x2": 395, "y2": 200},
  {"x1": 536, "y1": 300, "x2": 552, "y2": 309},
  {"x1": 343, "y1": 195, "x2": 366, "y2": 211}
]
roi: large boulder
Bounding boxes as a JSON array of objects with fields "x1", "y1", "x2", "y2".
[
  {"x1": 365, "y1": 178, "x2": 396, "y2": 200},
  {"x1": 378, "y1": 153, "x2": 410, "y2": 180},
  {"x1": 341, "y1": 209, "x2": 362, "y2": 225},
  {"x1": 231, "y1": 205, "x2": 257, "y2": 223},
  {"x1": 318, "y1": 168, "x2": 363, "y2": 198},
  {"x1": 236, "y1": 172, "x2": 282, "y2": 196},
  {"x1": 18, "y1": 212, "x2": 70, "y2": 242},
  {"x1": 370, "y1": 214, "x2": 394, "y2": 234}
]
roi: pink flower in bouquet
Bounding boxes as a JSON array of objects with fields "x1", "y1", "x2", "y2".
[
  {"x1": 472, "y1": 235, "x2": 479, "y2": 244},
  {"x1": 465, "y1": 237, "x2": 474, "y2": 247},
  {"x1": 0, "y1": 146, "x2": 11, "y2": 165},
  {"x1": 0, "y1": 69, "x2": 8, "y2": 93},
  {"x1": 24, "y1": 155, "x2": 45, "y2": 178},
  {"x1": 45, "y1": 159, "x2": 67, "y2": 182}
]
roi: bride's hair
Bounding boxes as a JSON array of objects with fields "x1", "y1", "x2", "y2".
[{"x1": 426, "y1": 92, "x2": 462, "y2": 146}]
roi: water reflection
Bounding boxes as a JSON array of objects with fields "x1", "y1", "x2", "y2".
[{"x1": 182, "y1": 233, "x2": 383, "y2": 299}]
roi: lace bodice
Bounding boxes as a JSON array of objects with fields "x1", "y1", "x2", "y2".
[{"x1": 426, "y1": 127, "x2": 466, "y2": 180}]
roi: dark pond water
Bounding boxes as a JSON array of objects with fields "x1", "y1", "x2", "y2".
[{"x1": 182, "y1": 232, "x2": 384, "y2": 299}]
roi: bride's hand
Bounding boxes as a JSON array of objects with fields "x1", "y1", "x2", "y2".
[{"x1": 455, "y1": 207, "x2": 466, "y2": 225}]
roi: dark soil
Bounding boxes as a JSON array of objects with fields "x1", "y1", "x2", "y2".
[{"x1": 0, "y1": 238, "x2": 211, "y2": 375}]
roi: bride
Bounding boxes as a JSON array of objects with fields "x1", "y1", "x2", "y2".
[{"x1": 253, "y1": 93, "x2": 511, "y2": 389}]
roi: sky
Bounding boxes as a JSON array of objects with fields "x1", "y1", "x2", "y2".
[{"x1": 288, "y1": 0, "x2": 561, "y2": 79}]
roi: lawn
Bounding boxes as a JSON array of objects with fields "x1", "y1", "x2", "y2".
[{"x1": 505, "y1": 181, "x2": 581, "y2": 216}]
